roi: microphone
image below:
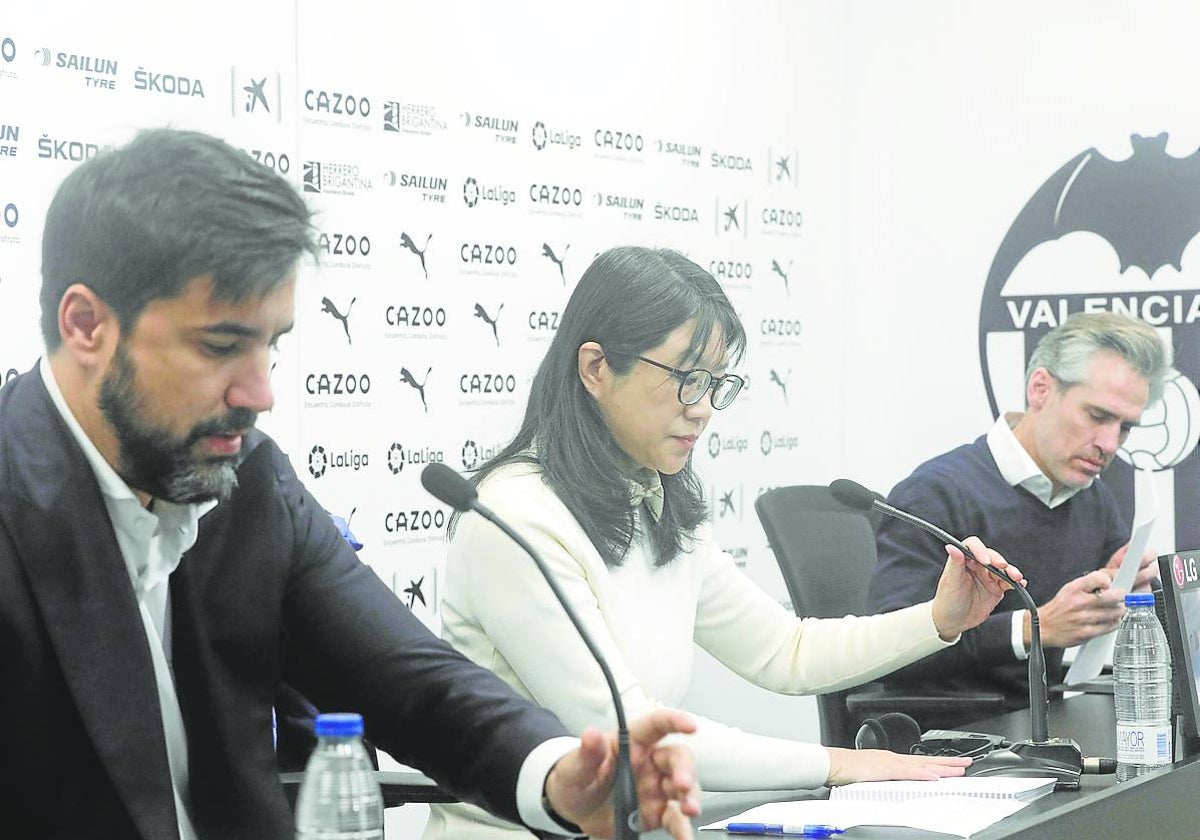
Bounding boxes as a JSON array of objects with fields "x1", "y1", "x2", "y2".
[
  {"x1": 831, "y1": 478, "x2": 1084, "y2": 787},
  {"x1": 421, "y1": 462, "x2": 641, "y2": 838}
]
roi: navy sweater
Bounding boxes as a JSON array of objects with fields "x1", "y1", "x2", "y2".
[{"x1": 866, "y1": 436, "x2": 1127, "y2": 714}]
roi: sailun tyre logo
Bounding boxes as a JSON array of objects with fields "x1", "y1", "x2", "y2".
[{"x1": 978, "y1": 131, "x2": 1200, "y2": 549}]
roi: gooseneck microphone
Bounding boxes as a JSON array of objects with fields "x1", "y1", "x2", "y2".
[
  {"x1": 421, "y1": 463, "x2": 640, "y2": 839},
  {"x1": 830, "y1": 478, "x2": 1086, "y2": 787}
]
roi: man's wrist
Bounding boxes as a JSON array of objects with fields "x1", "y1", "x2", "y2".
[
  {"x1": 1011, "y1": 609, "x2": 1030, "y2": 660},
  {"x1": 541, "y1": 786, "x2": 584, "y2": 836}
]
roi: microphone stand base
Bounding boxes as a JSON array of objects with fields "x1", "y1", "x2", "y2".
[{"x1": 1007, "y1": 738, "x2": 1084, "y2": 789}]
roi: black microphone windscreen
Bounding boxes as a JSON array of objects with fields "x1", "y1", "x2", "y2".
[
  {"x1": 830, "y1": 478, "x2": 877, "y2": 512},
  {"x1": 421, "y1": 463, "x2": 478, "y2": 511}
]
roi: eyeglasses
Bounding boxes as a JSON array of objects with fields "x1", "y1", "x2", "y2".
[{"x1": 635, "y1": 356, "x2": 745, "y2": 409}]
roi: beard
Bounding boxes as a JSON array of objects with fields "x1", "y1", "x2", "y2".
[{"x1": 97, "y1": 343, "x2": 256, "y2": 503}]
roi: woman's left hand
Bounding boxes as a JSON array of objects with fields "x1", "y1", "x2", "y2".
[
  {"x1": 825, "y1": 747, "x2": 971, "y2": 785},
  {"x1": 930, "y1": 536, "x2": 1025, "y2": 641}
]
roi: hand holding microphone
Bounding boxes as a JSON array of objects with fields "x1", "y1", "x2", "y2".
[{"x1": 934, "y1": 535, "x2": 1026, "y2": 641}]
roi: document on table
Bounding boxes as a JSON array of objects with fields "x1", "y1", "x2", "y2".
[
  {"x1": 701, "y1": 777, "x2": 1057, "y2": 838},
  {"x1": 1065, "y1": 474, "x2": 1157, "y2": 686}
]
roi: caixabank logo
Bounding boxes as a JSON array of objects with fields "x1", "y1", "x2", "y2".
[
  {"x1": 715, "y1": 199, "x2": 749, "y2": 240},
  {"x1": 767, "y1": 146, "x2": 799, "y2": 187},
  {"x1": 230, "y1": 68, "x2": 281, "y2": 122},
  {"x1": 979, "y1": 132, "x2": 1200, "y2": 549}
]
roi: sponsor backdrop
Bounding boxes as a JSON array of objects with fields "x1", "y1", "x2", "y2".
[{"x1": 5, "y1": 1, "x2": 1200, "y2": 829}]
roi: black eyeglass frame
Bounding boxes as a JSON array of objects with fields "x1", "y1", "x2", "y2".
[{"x1": 634, "y1": 355, "x2": 745, "y2": 409}]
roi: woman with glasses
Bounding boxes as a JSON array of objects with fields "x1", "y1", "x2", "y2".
[{"x1": 426, "y1": 246, "x2": 1021, "y2": 840}]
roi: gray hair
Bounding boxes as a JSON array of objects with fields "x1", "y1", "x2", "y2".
[{"x1": 1026, "y1": 311, "x2": 1172, "y2": 404}]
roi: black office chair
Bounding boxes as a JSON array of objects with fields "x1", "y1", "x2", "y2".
[{"x1": 755, "y1": 486, "x2": 1006, "y2": 747}]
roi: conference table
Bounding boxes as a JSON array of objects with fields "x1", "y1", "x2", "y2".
[
  {"x1": 688, "y1": 692, "x2": 1200, "y2": 840},
  {"x1": 284, "y1": 693, "x2": 1198, "y2": 838}
]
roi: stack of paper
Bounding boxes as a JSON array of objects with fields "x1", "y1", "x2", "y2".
[{"x1": 702, "y1": 776, "x2": 1057, "y2": 838}]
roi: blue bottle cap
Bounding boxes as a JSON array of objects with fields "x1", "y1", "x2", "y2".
[
  {"x1": 1124, "y1": 593, "x2": 1156, "y2": 607},
  {"x1": 314, "y1": 712, "x2": 364, "y2": 737}
]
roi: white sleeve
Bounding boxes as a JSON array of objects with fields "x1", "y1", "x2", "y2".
[
  {"x1": 691, "y1": 529, "x2": 955, "y2": 694},
  {"x1": 448, "y1": 483, "x2": 836, "y2": 792}
]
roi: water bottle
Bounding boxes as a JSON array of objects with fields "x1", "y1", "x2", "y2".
[
  {"x1": 1113, "y1": 593, "x2": 1173, "y2": 781},
  {"x1": 295, "y1": 712, "x2": 384, "y2": 839}
]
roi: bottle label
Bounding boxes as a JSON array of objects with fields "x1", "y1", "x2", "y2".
[{"x1": 1116, "y1": 723, "x2": 1173, "y2": 765}]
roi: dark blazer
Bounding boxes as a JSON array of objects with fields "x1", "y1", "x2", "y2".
[{"x1": 0, "y1": 367, "x2": 567, "y2": 840}]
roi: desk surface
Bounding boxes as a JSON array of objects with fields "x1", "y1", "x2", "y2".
[{"x1": 700, "y1": 693, "x2": 1198, "y2": 840}]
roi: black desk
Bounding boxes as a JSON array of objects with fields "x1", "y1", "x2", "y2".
[
  {"x1": 699, "y1": 694, "x2": 1198, "y2": 840},
  {"x1": 963, "y1": 693, "x2": 1199, "y2": 840}
]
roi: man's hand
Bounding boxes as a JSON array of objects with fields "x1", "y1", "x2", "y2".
[
  {"x1": 825, "y1": 747, "x2": 971, "y2": 785},
  {"x1": 1025, "y1": 569, "x2": 1124, "y2": 648},
  {"x1": 544, "y1": 708, "x2": 701, "y2": 839},
  {"x1": 931, "y1": 536, "x2": 1025, "y2": 640},
  {"x1": 1105, "y1": 543, "x2": 1159, "y2": 592}
]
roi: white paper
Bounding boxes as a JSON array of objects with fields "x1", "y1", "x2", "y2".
[
  {"x1": 700, "y1": 796, "x2": 1032, "y2": 838},
  {"x1": 1064, "y1": 473, "x2": 1157, "y2": 686}
]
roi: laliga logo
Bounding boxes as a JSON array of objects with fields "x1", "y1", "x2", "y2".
[
  {"x1": 463, "y1": 176, "x2": 479, "y2": 207},
  {"x1": 979, "y1": 132, "x2": 1200, "y2": 548}
]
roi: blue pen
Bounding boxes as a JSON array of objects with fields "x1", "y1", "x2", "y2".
[{"x1": 725, "y1": 824, "x2": 844, "y2": 838}]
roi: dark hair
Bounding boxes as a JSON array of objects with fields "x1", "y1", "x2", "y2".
[
  {"x1": 40, "y1": 128, "x2": 315, "y2": 349},
  {"x1": 456, "y1": 246, "x2": 747, "y2": 567}
]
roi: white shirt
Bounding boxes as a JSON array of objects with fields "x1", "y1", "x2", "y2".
[
  {"x1": 986, "y1": 413, "x2": 1085, "y2": 660},
  {"x1": 41, "y1": 356, "x2": 207, "y2": 840},
  {"x1": 40, "y1": 358, "x2": 574, "y2": 838}
]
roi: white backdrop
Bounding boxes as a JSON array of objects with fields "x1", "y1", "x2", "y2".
[{"x1": 5, "y1": 1, "x2": 1200, "y2": 835}]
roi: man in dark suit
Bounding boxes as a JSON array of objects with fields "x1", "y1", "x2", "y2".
[{"x1": 0, "y1": 128, "x2": 699, "y2": 840}]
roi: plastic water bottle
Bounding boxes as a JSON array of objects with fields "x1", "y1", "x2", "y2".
[
  {"x1": 295, "y1": 713, "x2": 383, "y2": 839},
  {"x1": 1113, "y1": 593, "x2": 1173, "y2": 781}
]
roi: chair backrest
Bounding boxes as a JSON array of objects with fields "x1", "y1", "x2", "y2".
[
  {"x1": 754, "y1": 485, "x2": 881, "y2": 620},
  {"x1": 754, "y1": 485, "x2": 882, "y2": 747}
]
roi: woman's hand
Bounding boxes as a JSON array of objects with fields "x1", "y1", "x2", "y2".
[
  {"x1": 825, "y1": 747, "x2": 971, "y2": 786},
  {"x1": 931, "y1": 536, "x2": 1025, "y2": 641}
]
